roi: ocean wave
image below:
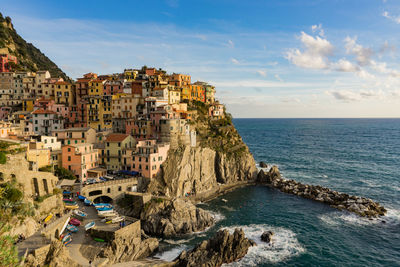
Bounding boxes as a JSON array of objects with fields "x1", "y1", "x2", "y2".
[
  {"x1": 208, "y1": 210, "x2": 226, "y2": 222},
  {"x1": 164, "y1": 236, "x2": 195, "y2": 245},
  {"x1": 221, "y1": 224, "x2": 305, "y2": 266},
  {"x1": 155, "y1": 245, "x2": 187, "y2": 262},
  {"x1": 221, "y1": 205, "x2": 236, "y2": 212},
  {"x1": 319, "y1": 208, "x2": 400, "y2": 227}
]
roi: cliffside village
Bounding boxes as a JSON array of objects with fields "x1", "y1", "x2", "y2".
[{"x1": 0, "y1": 56, "x2": 225, "y2": 191}]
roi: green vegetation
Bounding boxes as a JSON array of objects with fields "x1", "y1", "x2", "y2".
[
  {"x1": 54, "y1": 166, "x2": 76, "y2": 180},
  {"x1": 187, "y1": 101, "x2": 247, "y2": 157},
  {"x1": 0, "y1": 13, "x2": 69, "y2": 80},
  {"x1": 39, "y1": 165, "x2": 53, "y2": 172},
  {"x1": 0, "y1": 152, "x2": 6, "y2": 164},
  {"x1": 0, "y1": 180, "x2": 35, "y2": 265}
]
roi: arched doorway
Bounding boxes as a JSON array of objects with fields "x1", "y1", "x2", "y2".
[
  {"x1": 93, "y1": 195, "x2": 113, "y2": 204},
  {"x1": 42, "y1": 179, "x2": 49, "y2": 195},
  {"x1": 32, "y1": 178, "x2": 40, "y2": 197}
]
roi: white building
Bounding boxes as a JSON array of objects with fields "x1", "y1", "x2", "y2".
[
  {"x1": 40, "y1": 136, "x2": 61, "y2": 151},
  {"x1": 32, "y1": 109, "x2": 63, "y2": 135}
]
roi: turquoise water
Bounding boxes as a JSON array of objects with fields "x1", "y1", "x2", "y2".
[{"x1": 157, "y1": 119, "x2": 400, "y2": 266}]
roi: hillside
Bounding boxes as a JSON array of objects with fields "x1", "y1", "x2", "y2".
[{"x1": 0, "y1": 13, "x2": 69, "y2": 80}]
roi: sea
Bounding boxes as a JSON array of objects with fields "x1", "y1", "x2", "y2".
[{"x1": 156, "y1": 118, "x2": 400, "y2": 266}]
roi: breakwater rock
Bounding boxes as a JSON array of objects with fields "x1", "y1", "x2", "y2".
[
  {"x1": 174, "y1": 228, "x2": 256, "y2": 267},
  {"x1": 140, "y1": 198, "x2": 215, "y2": 238},
  {"x1": 258, "y1": 167, "x2": 387, "y2": 218}
]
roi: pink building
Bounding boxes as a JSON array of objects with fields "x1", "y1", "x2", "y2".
[
  {"x1": 128, "y1": 140, "x2": 170, "y2": 179},
  {"x1": 34, "y1": 97, "x2": 69, "y2": 118},
  {"x1": 62, "y1": 143, "x2": 99, "y2": 181}
]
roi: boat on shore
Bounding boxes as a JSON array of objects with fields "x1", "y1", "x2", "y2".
[
  {"x1": 106, "y1": 216, "x2": 125, "y2": 224},
  {"x1": 69, "y1": 218, "x2": 81, "y2": 226},
  {"x1": 61, "y1": 233, "x2": 72, "y2": 246},
  {"x1": 66, "y1": 224, "x2": 78, "y2": 233},
  {"x1": 84, "y1": 199, "x2": 93, "y2": 206},
  {"x1": 65, "y1": 204, "x2": 79, "y2": 209},
  {"x1": 44, "y1": 214, "x2": 53, "y2": 223},
  {"x1": 98, "y1": 211, "x2": 118, "y2": 218},
  {"x1": 84, "y1": 221, "x2": 95, "y2": 231},
  {"x1": 78, "y1": 195, "x2": 86, "y2": 201},
  {"x1": 73, "y1": 210, "x2": 88, "y2": 218},
  {"x1": 96, "y1": 206, "x2": 113, "y2": 211},
  {"x1": 98, "y1": 209, "x2": 114, "y2": 215}
]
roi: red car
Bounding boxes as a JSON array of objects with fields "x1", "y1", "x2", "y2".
[{"x1": 69, "y1": 218, "x2": 81, "y2": 226}]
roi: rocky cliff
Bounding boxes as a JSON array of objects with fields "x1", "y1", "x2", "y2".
[
  {"x1": 148, "y1": 102, "x2": 257, "y2": 199},
  {"x1": 0, "y1": 13, "x2": 69, "y2": 80},
  {"x1": 174, "y1": 228, "x2": 256, "y2": 267},
  {"x1": 140, "y1": 198, "x2": 215, "y2": 238}
]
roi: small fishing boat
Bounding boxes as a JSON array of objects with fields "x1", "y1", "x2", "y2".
[
  {"x1": 98, "y1": 209, "x2": 114, "y2": 215},
  {"x1": 69, "y1": 218, "x2": 81, "y2": 226},
  {"x1": 44, "y1": 214, "x2": 53, "y2": 223},
  {"x1": 78, "y1": 195, "x2": 86, "y2": 201},
  {"x1": 106, "y1": 216, "x2": 125, "y2": 224},
  {"x1": 93, "y1": 203, "x2": 112, "y2": 208},
  {"x1": 84, "y1": 198, "x2": 92, "y2": 206},
  {"x1": 84, "y1": 221, "x2": 95, "y2": 231},
  {"x1": 66, "y1": 224, "x2": 78, "y2": 233},
  {"x1": 64, "y1": 200, "x2": 78, "y2": 205},
  {"x1": 98, "y1": 211, "x2": 118, "y2": 218},
  {"x1": 96, "y1": 206, "x2": 113, "y2": 211},
  {"x1": 73, "y1": 210, "x2": 88, "y2": 218},
  {"x1": 93, "y1": 237, "x2": 105, "y2": 242},
  {"x1": 65, "y1": 204, "x2": 79, "y2": 210},
  {"x1": 63, "y1": 198, "x2": 73, "y2": 202},
  {"x1": 221, "y1": 199, "x2": 228, "y2": 203},
  {"x1": 62, "y1": 233, "x2": 72, "y2": 245}
]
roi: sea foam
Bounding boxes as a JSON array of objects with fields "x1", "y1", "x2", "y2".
[
  {"x1": 155, "y1": 245, "x2": 188, "y2": 262},
  {"x1": 221, "y1": 224, "x2": 305, "y2": 266}
]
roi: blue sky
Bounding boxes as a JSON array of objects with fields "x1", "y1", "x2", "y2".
[{"x1": 2, "y1": 0, "x2": 400, "y2": 118}]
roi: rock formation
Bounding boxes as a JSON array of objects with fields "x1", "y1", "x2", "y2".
[
  {"x1": 140, "y1": 198, "x2": 215, "y2": 238},
  {"x1": 25, "y1": 240, "x2": 79, "y2": 267},
  {"x1": 261, "y1": 231, "x2": 274, "y2": 243},
  {"x1": 258, "y1": 166, "x2": 387, "y2": 218},
  {"x1": 147, "y1": 145, "x2": 257, "y2": 198},
  {"x1": 102, "y1": 234, "x2": 158, "y2": 264},
  {"x1": 174, "y1": 228, "x2": 256, "y2": 267}
]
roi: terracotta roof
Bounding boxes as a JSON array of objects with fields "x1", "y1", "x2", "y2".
[
  {"x1": 55, "y1": 81, "x2": 71, "y2": 85},
  {"x1": 32, "y1": 109, "x2": 57, "y2": 115},
  {"x1": 106, "y1": 133, "x2": 130, "y2": 142}
]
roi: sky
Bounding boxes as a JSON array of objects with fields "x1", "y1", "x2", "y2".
[{"x1": 2, "y1": 0, "x2": 400, "y2": 118}]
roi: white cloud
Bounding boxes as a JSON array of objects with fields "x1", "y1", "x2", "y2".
[
  {"x1": 331, "y1": 58, "x2": 359, "y2": 72},
  {"x1": 256, "y1": 70, "x2": 267, "y2": 77},
  {"x1": 382, "y1": 11, "x2": 400, "y2": 24},
  {"x1": 328, "y1": 90, "x2": 362, "y2": 102},
  {"x1": 227, "y1": 39, "x2": 234, "y2": 48},
  {"x1": 231, "y1": 58, "x2": 239, "y2": 64},
  {"x1": 344, "y1": 36, "x2": 374, "y2": 66},
  {"x1": 286, "y1": 31, "x2": 333, "y2": 69},
  {"x1": 311, "y1": 23, "x2": 325, "y2": 37}
]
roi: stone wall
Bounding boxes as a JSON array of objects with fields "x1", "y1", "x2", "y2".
[
  {"x1": 81, "y1": 177, "x2": 138, "y2": 202},
  {"x1": 0, "y1": 153, "x2": 59, "y2": 200}
]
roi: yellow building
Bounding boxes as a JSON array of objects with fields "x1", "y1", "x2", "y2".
[
  {"x1": 26, "y1": 141, "x2": 51, "y2": 170},
  {"x1": 104, "y1": 133, "x2": 135, "y2": 170},
  {"x1": 23, "y1": 99, "x2": 34, "y2": 112},
  {"x1": 123, "y1": 69, "x2": 138, "y2": 81},
  {"x1": 87, "y1": 96, "x2": 103, "y2": 131},
  {"x1": 88, "y1": 79, "x2": 105, "y2": 96},
  {"x1": 55, "y1": 81, "x2": 74, "y2": 106},
  {"x1": 180, "y1": 86, "x2": 190, "y2": 102}
]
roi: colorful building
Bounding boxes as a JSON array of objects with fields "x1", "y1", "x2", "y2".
[
  {"x1": 52, "y1": 127, "x2": 96, "y2": 145},
  {"x1": 0, "y1": 54, "x2": 17, "y2": 72},
  {"x1": 32, "y1": 109, "x2": 63, "y2": 135},
  {"x1": 55, "y1": 81, "x2": 74, "y2": 106},
  {"x1": 104, "y1": 133, "x2": 135, "y2": 170},
  {"x1": 62, "y1": 143, "x2": 99, "y2": 181},
  {"x1": 129, "y1": 140, "x2": 170, "y2": 178}
]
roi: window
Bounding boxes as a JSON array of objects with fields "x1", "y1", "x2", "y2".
[
  {"x1": 68, "y1": 156, "x2": 71, "y2": 161},
  {"x1": 118, "y1": 186, "x2": 122, "y2": 191},
  {"x1": 68, "y1": 148, "x2": 71, "y2": 152}
]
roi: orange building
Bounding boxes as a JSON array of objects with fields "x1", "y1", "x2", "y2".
[
  {"x1": 62, "y1": 143, "x2": 99, "y2": 181},
  {"x1": 189, "y1": 83, "x2": 205, "y2": 102}
]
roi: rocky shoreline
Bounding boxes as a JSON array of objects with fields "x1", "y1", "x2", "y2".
[
  {"x1": 257, "y1": 166, "x2": 387, "y2": 218},
  {"x1": 173, "y1": 228, "x2": 256, "y2": 267}
]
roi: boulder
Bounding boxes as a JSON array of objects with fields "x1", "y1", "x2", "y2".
[
  {"x1": 259, "y1": 161, "x2": 268, "y2": 168},
  {"x1": 141, "y1": 198, "x2": 215, "y2": 238},
  {"x1": 260, "y1": 231, "x2": 274, "y2": 243},
  {"x1": 174, "y1": 228, "x2": 256, "y2": 267}
]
